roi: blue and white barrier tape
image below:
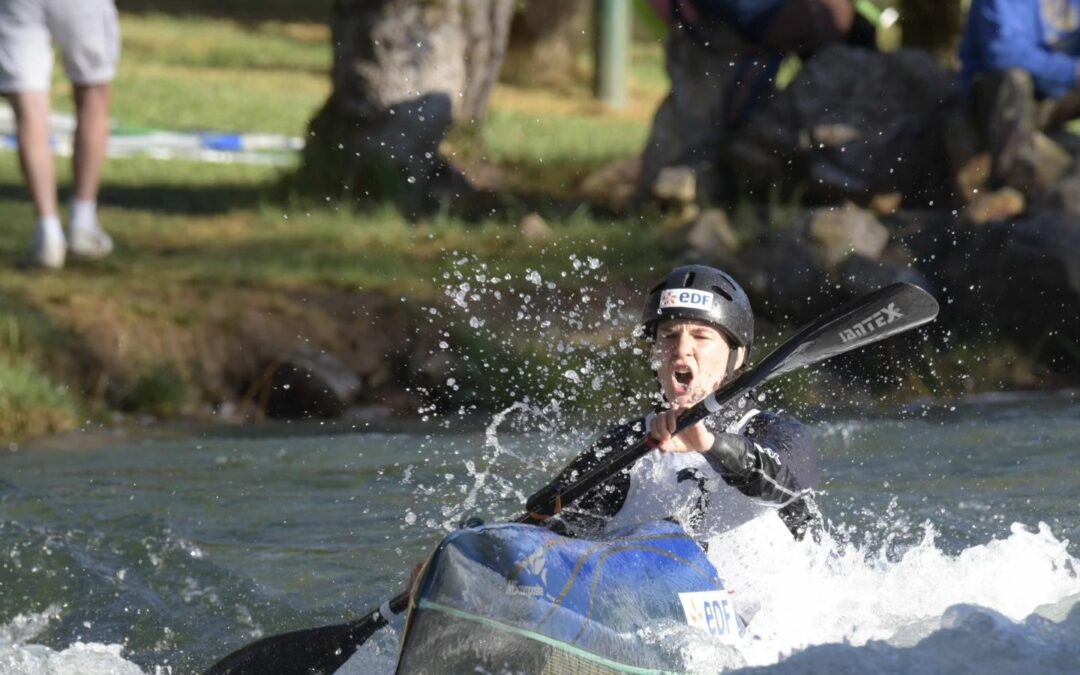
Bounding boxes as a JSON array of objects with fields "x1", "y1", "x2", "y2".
[{"x1": 0, "y1": 106, "x2": 304, "y2": 166}]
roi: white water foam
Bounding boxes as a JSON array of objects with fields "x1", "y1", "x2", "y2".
[
  {"x1": 700, "y1": 519, "x2": 1080, "y2": 672},
  {"x1": 334, "y1": 520, "x2": 1079, "y2": 674},
  {"x1": 0, "y1": 606, "x2": 152, "y2": 675}
]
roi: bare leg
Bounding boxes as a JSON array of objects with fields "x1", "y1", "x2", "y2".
[
  {"x1": 66, "y1": 82, "x2": 113, "y2": 258},
  {"x1": 72, "y1": 82, "x2": 111, "y2": 201},
  {"x1": 6, "y1": 90, "x2": 58, "y2": 218}
]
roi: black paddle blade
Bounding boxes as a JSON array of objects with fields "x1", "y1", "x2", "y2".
[
  {"x1": 757, "y1": 282, "x2": 939, "y2": 383},
  {"x1": 675, "y1": 283, "x2": 938, "y2": 433},
  {"x1": 203, "y1": 614, "x2": 385, "y2": 675}
]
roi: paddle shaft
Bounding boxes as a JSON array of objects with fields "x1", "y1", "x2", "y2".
[{"x1": 204, "y1": 282, "x2": 938, "y2": 675}]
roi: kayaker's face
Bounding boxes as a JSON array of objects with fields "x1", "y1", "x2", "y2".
[{"x1": 652, "y1": 319, "x2": 743, "y2": 407}]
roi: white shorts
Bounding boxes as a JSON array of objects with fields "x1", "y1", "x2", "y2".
[{"x1": 0, "y1": 0, "x2": 120, "y2": 93}]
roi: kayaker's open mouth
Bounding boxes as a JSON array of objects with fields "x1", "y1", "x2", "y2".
[{"x1": 674, "y1": 369, "x2": 693, "y2": 386}]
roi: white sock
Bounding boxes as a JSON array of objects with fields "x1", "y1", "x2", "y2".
[
  {"x1": 70, "y1": 199, "x2": 98, "y2": 233},
  {"x1": 37, "y1": 214, "x2": 64, "y2": 241}
]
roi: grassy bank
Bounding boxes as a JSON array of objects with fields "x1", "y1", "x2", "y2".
[
  {"x1": 0, "y1": 11, "x2": 1054, "y2": 442},
  {"x1": 0, "y1": 11, "x2": 674, "y2": 440}
]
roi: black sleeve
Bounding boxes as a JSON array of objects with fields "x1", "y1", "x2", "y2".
[
  {"x1": 530, "y1": 419, "x2": 643, "y2": 536},
  {"x1": 702, "y1": 411, "x2": 821, "y2": 539}
]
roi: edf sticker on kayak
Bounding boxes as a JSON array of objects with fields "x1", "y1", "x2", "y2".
[
  {"x1": 660, "y1": 289, "x2": 714, "y2": 310},
  {"x1": 678, "y1": 590, "x2": 743, "y2": 644}
]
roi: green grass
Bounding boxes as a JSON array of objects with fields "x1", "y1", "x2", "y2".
[
  {"x1": 0, "y1": 138, "x2": 670, "y2": 434},
  {"x1": 47, "y1": 13, "x2": 330, "y2": 136},
  {"x1": 10, "y1": 7, "x2": 942, "y2": 436},
  {"x1": 0, "y1": 150, "x2": 669, "y2": 293},
  {"x1": 482, "y1": 108, "x2": 652, "y2": 167},
  {"x1": 120, "y1": 14, "x2": 330, "y2": 72},
  {"x1": 4, "y1": 5, "x2": 1050, "y2": 438},
  {"x1": 629, "y1": 41, "x2": 669, "y2": 90},
  {"x1": 115, "y1": 0, "x2": 334, "y2": 24},
  {"x1": 0, "y1": 358, "x2": 80, "y2": 439},
  {"x1": 0, "y1": 6, "x2": 670, "y2": 298}
]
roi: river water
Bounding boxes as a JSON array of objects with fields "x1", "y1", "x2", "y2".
[{"x1": 1, "y1": 392, "x2": 1078, "y2": 674}]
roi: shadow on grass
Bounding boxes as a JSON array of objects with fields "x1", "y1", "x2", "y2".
[
  {"x1": 0, "y1": 168, "x2": 610, "y2": 225},
  {"x1": 99, "y1": 182, "x2": 268, "y2": 215},
  {"x1": 0, "y1": 181, "x2": 267, "y2": 216}
]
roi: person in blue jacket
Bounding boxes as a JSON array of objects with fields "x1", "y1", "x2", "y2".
[{"x1": 959, "y1": 0, "x2": 1080, "y2": 194}]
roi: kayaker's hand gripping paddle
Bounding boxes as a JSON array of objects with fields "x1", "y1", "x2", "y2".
[{"x1": 204, "y1": 282, "x2": 939, "y2": 675}]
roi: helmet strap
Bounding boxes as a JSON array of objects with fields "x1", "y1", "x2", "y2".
[
  {"x1": 724, "y1": 345, "x2": 746, "y2": 381},
  {"x1": 724, "y1": 351, "x2": 737, "y2": 381}
]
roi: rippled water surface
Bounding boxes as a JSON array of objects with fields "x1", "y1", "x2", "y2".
[{"x1": 1, "y1": 392, "x2": 1078, "y2": 673}]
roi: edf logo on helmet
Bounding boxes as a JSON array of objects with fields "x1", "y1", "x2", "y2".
[{"x1": 659, "y1": 288, "x2": 715, "y2": 310}]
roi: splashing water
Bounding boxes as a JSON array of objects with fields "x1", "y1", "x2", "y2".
[
  {"x1": 703, "y1": 519, "x2": 1080, "y2": 670},
  {"x1": 0, "y1": 607, "x2": 150, "y2": 675},
  {"x1": 403, "y1": 254, "x2": 659, "y2": 532},
  {"x1": 356, "y1": 254, "x2": 1080, "y2": 673},
  {"x1": 3, "y1": 252, "x2": 1079, "y2": 673}
]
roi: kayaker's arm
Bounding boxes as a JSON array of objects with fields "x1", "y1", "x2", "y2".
[{"x1": 703, "y1": 412, "x2": 821, "y2": 539}]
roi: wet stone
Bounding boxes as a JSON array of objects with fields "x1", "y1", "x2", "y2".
[
  {"x1": 686, "y1": 208, "x2": 739, "y2": 256},
  {"x1": 652, "y1": 166, "x2": 697, "y2": 204},
  {"x1": 519, "y1": 212, "x2": 551, "y2": 242},
  {"x1": 965, "y1": 187, "x2": 1026, "y2": 225},
  {"x1": 264, "y1": 347, "x2": 362, "y2": 419},
  {"x1": 579, "y1": 156, "x2": 641, "y2": 212},
  {"x1": 805, "y1": 204, "x2": 890, "y2": 268}
]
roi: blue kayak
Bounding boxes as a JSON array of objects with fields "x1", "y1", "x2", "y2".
[{"x1": 395, "y1": 520, "x2": 743, "y2": 674}]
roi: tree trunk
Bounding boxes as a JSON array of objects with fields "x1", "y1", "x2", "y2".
[
  {"x1": 502, "y1": 0, "x2": 591, "y2": 86},
  {"x1": 899, "y1": 0, "x2": 964, "y2": 65},
  {"x1": 295, "y1": 0, "x2": 514, "y2": 216}
]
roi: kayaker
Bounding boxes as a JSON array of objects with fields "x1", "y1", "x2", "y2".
[{"x1": 550, "y1": 264, "x2": 821, "y2": 541}]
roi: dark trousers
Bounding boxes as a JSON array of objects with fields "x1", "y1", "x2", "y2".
[
  {"x1": 760, "y1": 0, "x2": 866, "y2": 57},
  {"x1": 708, "y1": 0, "x2": 875, "y2": 127}
]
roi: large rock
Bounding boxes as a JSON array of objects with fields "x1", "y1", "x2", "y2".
[
  {"x1": 737, "y1": 233, "x2": 833, "y2": 325},
  {"x1": 1044, "y1": 164, "x2": 1080, "y2": 217},
  {"x1": 964, "y1": 187, "x2": 1025, "y2": 225},
  {"x1": 939, "y1": 209, "x2": 1080, "y2": 369},
  {"x1": 519, "y1": 212, "x2": 551, "y2": 241},
  {"x1": 652, "y1": 166, "x2": 698, "y2": 204},
  {"x1": 805, "y1": 204, "x2": 890, "y2": 267},
  {"x1": 264, "y1": 347, "x2": 363, "y2": 419},
  {"x1": 686, "y1": 208, "x2": 739, "y2": 257},
  {"x1": 579, "y1": 156, "x2": 641, "y2": 211},
  {"x1": 835, "y1": 255, "x2": 931, "y2": 300},
  {"x1": 729, "y1": 46, "x2": 960, "y2": 207}
]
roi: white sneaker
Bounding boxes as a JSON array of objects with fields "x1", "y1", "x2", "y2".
[
  {"x1": 26, "y1": 226, "x2": 66, "y2": 269},
  {"x1": 69, "y1": 224, "x2": 114, "y2": 259}
]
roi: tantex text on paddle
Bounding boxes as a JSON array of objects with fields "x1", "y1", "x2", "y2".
[{"x1": 203, "y1": 282, "x2": 940, "y2": 675}]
